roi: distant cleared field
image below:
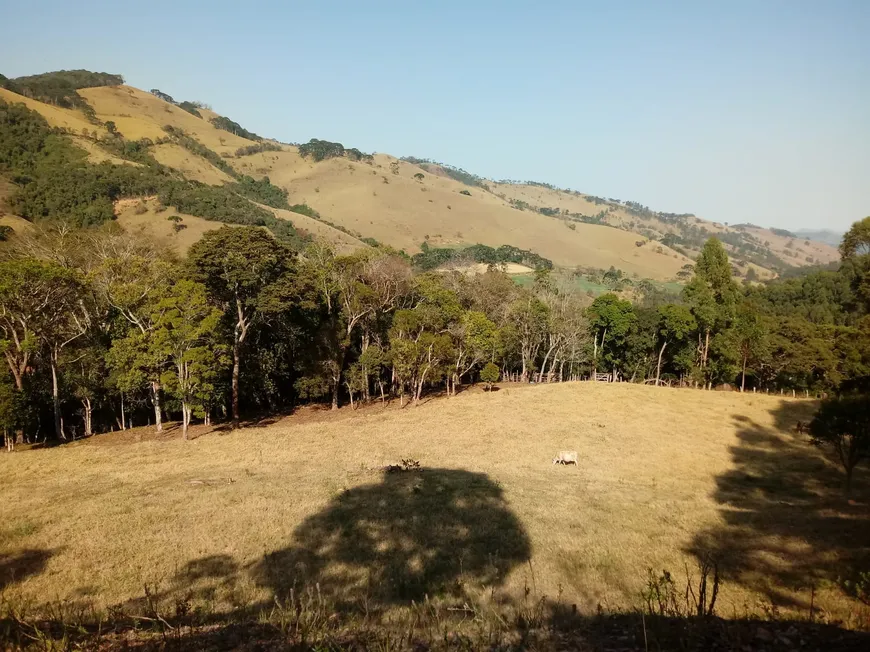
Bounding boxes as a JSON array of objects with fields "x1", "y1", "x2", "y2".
[{"x1": 1, "y1": 383, "x2": 865, "y2": 628}]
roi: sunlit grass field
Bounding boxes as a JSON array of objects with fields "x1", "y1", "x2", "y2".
[{"x1": 1, "y1": 382, "x2": 866, "y2": 628}]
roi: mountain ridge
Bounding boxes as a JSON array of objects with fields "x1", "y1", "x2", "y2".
[{"x1": 0, "y1": 71, "x2": 841, "y2": 281}]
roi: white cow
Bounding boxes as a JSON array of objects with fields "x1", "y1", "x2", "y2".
[{"x1": 552, "y1": 450, "x2": 578, "y2": 465}]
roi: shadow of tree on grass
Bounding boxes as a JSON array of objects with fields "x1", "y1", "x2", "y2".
[
  {"x1": 0, "y1": 549, "x2": 54, "y2": 591},
  {"x1": 251, "y1": 467, "x2": 532, "y2": 609},
  {"x1": 688, "y1": 400, "x2": 870, "y2": 609}
]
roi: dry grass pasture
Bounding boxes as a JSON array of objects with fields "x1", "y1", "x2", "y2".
[
  {"x1": 0, "y1": 88, "x2": 107, "y2": 137},
  {"x1": 235, "y1": 152, "x2": 693, "y2": 279},
  {"x1": 489, "y1": 182, "x2": 839, "y2": 272},
  {"x1": 1, "y1": 383, "x2": 866, "y2": 628},
  {"x1": 114, "y1": 198, "x2": 229, "y2": 254},
  {"x1": 77, "y1": 86, "x2": 252, "y2": 155},
  {"x1": 150, "y1": 142, "x2": 234, "y2": 185}
]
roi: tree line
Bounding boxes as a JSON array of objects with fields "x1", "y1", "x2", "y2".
[
  {"x1": 3, "y1": 220, "x2": 870, "y2": 451},
  {"x1": 413, "y1": 242, "x2": 554, "y2": 272},
  {"x1": 298, "y1": 139, "x2": 374, "y2": 163},
  {"x1": 2, "y1": 70, "x2": 123, "y2": 108}
]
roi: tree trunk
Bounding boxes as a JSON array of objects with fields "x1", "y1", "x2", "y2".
[
  {"x1": 592, "y1": 332, "x2": 598, "y2": 379},
  {"x1": 232, "y1": 339, "x2": 241, "y2": 427},
  {"x1": 50, "y1": 354, "x2": 64, "y2": 440},
  {"x1": 379, "y1": 380, "x2": 386, "y2": 404},
  {"x1": 152, "y1": 381, "x2": 163, "y2": 432},
  {"x1": 120, "y1": 392, "x2": 126, "y2": 431},
  {"x1": 741, "y1": 354, "x2": 748, "y2": 392},
  {"x1": 656, "y1": 341, "x2": 667, "y2": 386},
  {"x1": 331, "y1": 376, "x2": 340, "y2": 410},
  {"x1": 702, "y1": 329, "x2": 710, "y2": 368},
  {"x1": 181, "y1": 402, "x2": 190, "y2": 440},
  {"x1": 82, "y1": 398, "x2": 92, "y2": 437},
  {"x1": 6, "y1": 353, "x2": 25, "y2": 391},
  {"x1": 361, "y1": 331, "x2": 370, "y2": 402},
  {"x1": 348, "y1": 386, "x2": 355, "y2": 410},
  {"x1": 539, "y1": 344, "x2": 556, "y2": 383}
]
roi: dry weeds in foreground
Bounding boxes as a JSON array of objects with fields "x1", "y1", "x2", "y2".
[{"x1": 0, "y1": 383, "x2": 867, "y2": 629}]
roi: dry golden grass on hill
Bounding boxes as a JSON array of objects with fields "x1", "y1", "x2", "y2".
[
  {"x1": 78, "y1": 86, "x2": 253, "y2": 155},
  {"x1": 69, "y1": 135, "x2": 138, "y2": 166},
  {"x1": 0, "y1": 87, "x2": 106, "y2": 137},
  {"x1": 114, "y1": 198, "x2": 366, "y2": 256},
  {"x1": 234, "y1": 152, "x2": 692, "y2": 279},
  {"x1": 742, "y1": 225, "x2": 839, "y2": 266},
  {"x1": 489, "y1": 183, "x2": 840, "y2": 272},
  {"x1": 150, "y1": 142, "x2": 234, "y2": 185},
  {"x1": 114, "y1": 198, "x2": 228, "y2": 253},
  {"x1": 1, "y1": 383, "x2": 866, "y2": 628},
  {"x1": 266, "y1": 205, "x2": 366, "y2": 254}
]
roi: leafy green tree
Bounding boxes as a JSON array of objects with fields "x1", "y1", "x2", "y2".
[
  {"x1": 92, "y1": 254, "x2": 176, "y2": 431},
  {"x1": 655, "y1": 304, "x2": 696, "y2": 386},
  {"x1": 188, "y1": 227, "x2": 292, "y2": 427},
  {"x1": 65, "y1": 341, "x2": 107, "y2": 438},
  {"x1": 480, "y1": 362, "x2": 500, "y2": 391},
  {"x1": 388, "y1": 276, "x2": 461, "y2": 404},
  {"x1": 623, "y1": 307, "x2": 659, "y2": 383},
  {"x1": 839, "y1": 217, "x2": 870, "y2": 312},
  {"x1": 587, "y1": 293, "x2": 635, "y2": 380},
  {"x1": 810, "y1": 395, "x2": 870, "y2": 492},
  {"x1": 683, "y1": 238, "x2": 738, "y2": 385},
  {"x1": 840, "y1": 217, "x2": 870, "y2": 259},
  {"x1": 761, "y1": 317, "x2": 838, "y2": 391},
  {"x1": 0, "y1": 258, "x2": 88, "y2": 438},
  {"x1": 448, "y1": 310, "x2": 497, "y2": 394},
  {"x1": 153, "y1": 280, "x2": 226, "y2": 439},
  {"x1": 0, "y1": 373, "x2": 19, "y2": 451},
  {"x1": 507, "y1": 295, "x2": 549, "y2": 382},
  {"x1": 305, "y1": 245, "x2": 411, "y2": 408},
  {"x1": 733, "y1": 301, "x2": 768, "y2": 391}
]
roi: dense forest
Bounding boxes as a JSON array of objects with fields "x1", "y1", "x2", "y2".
[{"x1": 2, "y1": 220, "x2": 869, "y2": 456}]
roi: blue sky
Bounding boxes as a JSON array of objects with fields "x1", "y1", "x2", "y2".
[{"x1": 3, "y1": 1, "x2": 868, "y2": 230}]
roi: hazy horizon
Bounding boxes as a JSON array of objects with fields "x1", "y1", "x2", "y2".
[{"x1": 3, "y1": 1, "x2": 868, "y2": 231}]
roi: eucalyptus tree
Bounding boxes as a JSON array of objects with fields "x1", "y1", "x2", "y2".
[
  {"x1": 152, "y1": 280, "x2": 226, "y2": 439},
  {"x1": 0, "y1": 258, "x2": 89, "y2": 438}
]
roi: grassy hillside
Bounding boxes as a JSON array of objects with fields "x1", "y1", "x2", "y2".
[
  {"x1": 150, "y1": 142, "x2": 234, "y2": 185},
  {"x1": 0, "y1": 383, "x2": 864, "y2": 627},
  {"x1": 115, "y1": 197, "x2": 366, "y2": 255},
  {"x1": 490, "y1": 182, "x2": 840, "y2": 277},
  {"x1": 233, "y1": 150, "x2": 693, "y2": 279},
  {"x1": 0, "y1": 74, "x2": 842, "y2": 281},
  {"x1": 77, "y1": 85, "x2": 252, "y2": 154}
]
